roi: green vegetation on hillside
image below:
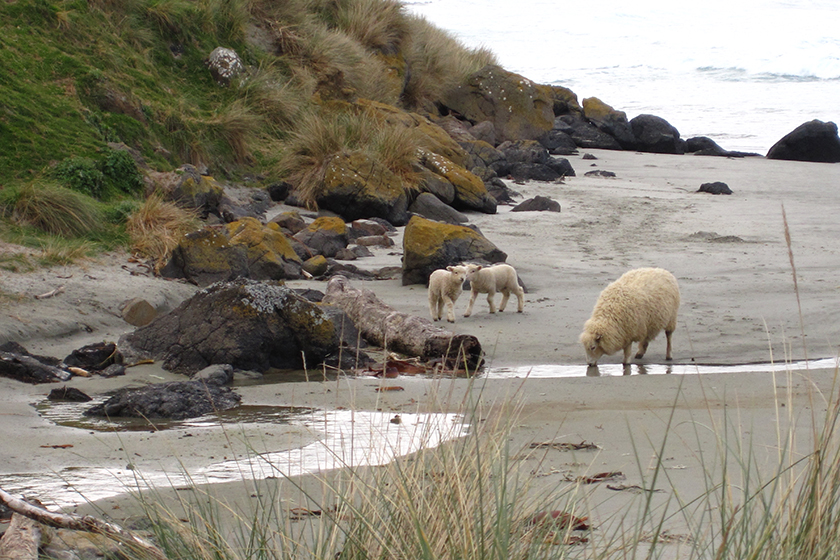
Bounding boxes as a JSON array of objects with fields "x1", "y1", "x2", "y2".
[{"x1": 0, "y1": 0, "x2": 496, "y2": 255}]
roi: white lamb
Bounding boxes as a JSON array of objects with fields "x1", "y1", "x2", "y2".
[
  {"x1": 463, "y1": 263, "x2": 525, "y2": 317},
  {"x1": 579, "y1": 267, "x2": 680, "y2": 366},
  {"x1": 428, "y1": 265, "x2": 468, "y2": 323}
]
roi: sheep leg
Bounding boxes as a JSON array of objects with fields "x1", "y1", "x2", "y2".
[
  {"x1": 635, "y1": 339, "x2": 650, "y2": 359},
  {"x1": 516, "y1": 288, "x2": 524, "y2": 313},
  {"x1": 622, "y1": 344, "x2": 634, "y2": 365},
  {"x1": 486, "y1": 289, "x2": 497, "y2": 313},
  {"x1": 498, "y1": 289, "x2": 510, "y2": 312},
  {"x1": 665, "y1": 329, "x2": 674, "y2": 360},
  {"x1": 464, "y1": 290, "x2": 478, "y2": 317},
  {"x1": 429, "y1": 294, "x2": 440, "y2": 321},
  {"x1": 444, "y1": 297, "x2": 456, "y2": 323}
]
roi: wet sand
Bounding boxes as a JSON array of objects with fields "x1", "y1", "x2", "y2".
[{"x1": 2, "y1": 149, "x2": 840, "y2": 546}]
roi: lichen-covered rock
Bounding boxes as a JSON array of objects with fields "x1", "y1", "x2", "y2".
[
  {"x1": 119, "y1": 279, "x2": 347, "y2": 374},
  {"x1": 206, "y1": 47, "x2": 245, "y2": 86},
  {"x1": 147, "y1": 165, "x2": 224, "y2": 217},
  {"x1": 548, "y1": 85, "x2": 583, "y2": 116},
  {"x1": 442, "y1": 65, "x2": 554, "y2": 144},
  {"x1": 630, "y1": 114, "x2": 685, "y2": 154},
  {"x1": 318, "y1": 151, "x2": 409, "y2": 225},
  {"x1": 582, "y1": 97, "x2": 636, "y2": 149},
  {"x1": 303, "y1": 255, "x2": 329, "y2": 277},
  {"x1": 417, "y1": 149, "x2": 496, "y2": 214},
  {"x1": 160, "y1": 220, "x2": 303, "y2": 286},
  {"x1": 416, "y1": 166, "x2": 456, "y2": 204},
  {"x1": 293, "y1": 216, "x2": 349, "y2": 258},
  {"x1": 269, "y1": 211, "x2": 307, "y2": 234},
  {"x1": 766, "y1": 120, "x2": 840, "y2": 163},
  {"x1": 402, "y1": 215, "x2": 507, "y2": 285}
]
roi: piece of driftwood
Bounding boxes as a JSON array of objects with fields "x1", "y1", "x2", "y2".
[
  {"x1": 0, "y1": 489, "x2": 167, "y2": 560},
  {"x1": 0, "y1": 511, "x2": 43, "y2": 560},
  {"x1": 323, "y1": 275, "x2": 483, "y2": 370}
]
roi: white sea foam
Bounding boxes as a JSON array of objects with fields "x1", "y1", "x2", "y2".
[{"x1": 405, "y1": 0, "x2": 840, "y2": 154}]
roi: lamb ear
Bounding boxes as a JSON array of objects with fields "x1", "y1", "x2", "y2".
[
  {"x1": 446, "y1": 266, "x2": 454, "y2": 272},
  {"x1": 594, "y1": 333, "x2": 602, "y2": 342}
]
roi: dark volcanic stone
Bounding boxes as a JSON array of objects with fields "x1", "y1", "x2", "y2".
[
  {"x1": 511, "y1": 196, "x2": 561, "y2": 212},
  {"x1": 766, "y1": 120, "x2": 840, "y2": 163},
  {"x1": 630, "y1": 114, "x2": 685, "y2": 154},
  {"x1": 698, "y1": 182, "x2": 733, "y2": 195},
  {"x1": 85, "y1": 380, "x2": 241, "y2": 420},
  {"x1": 48, "y1": 386, "x2": 93, "y2": 402},
  {"x1": 64, "y1": 342, "x2": 123, "y2": 372}
]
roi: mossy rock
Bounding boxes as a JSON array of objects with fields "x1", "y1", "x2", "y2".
[
  {"x1": 302, "y1": 255, "x2": 329, "y2": 277},
  {"x1": 548, "y1": 85, "x2": 583, "y2": 116},
  {"x1": 172, "y1": 167, "x2": 224, "y2": 217},
  {"x1": 355, "y1": 99, "x2": 470, "y2": 168},
  {"x1": 582, "y1": 97, "x2": 635, "y2": 149},
  {"x1": 442, "y1": 64, "x2": 554, "y2": 144},
  {"x1": 401, "y1": 215, "x2": 507, "y2": 285},
  {"x1": 318, "y1": 151, "x2": 409, "y2": 225},
  {"x1": 417, "y1": 149, "x2": 496, "y2": 214},
  {"x1": 161, "y1": 221, "x2": 303, "y2": 286},
  {"x1": 416, "y1": 166, "x2": 455, "y2": 204}
]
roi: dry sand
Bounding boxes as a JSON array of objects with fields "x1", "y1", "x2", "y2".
[{"x1": 2, "y1": 149, "x2": 840, "y2": 548}]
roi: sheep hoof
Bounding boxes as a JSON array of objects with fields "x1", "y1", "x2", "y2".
[
  {"x1": 666, "y1": 357, "x2": 673, "y2": 361},
  {"x1": 634, "y1": 353, "x2": 644, "y2": 359}
]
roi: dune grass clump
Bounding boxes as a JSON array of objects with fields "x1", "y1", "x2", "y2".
[
  {"x1": 3, "y1": 181, "x2": 105, "y2": 238},
  {"x1": 125, "y1": 193, "x2": 201, "y2": 269}
]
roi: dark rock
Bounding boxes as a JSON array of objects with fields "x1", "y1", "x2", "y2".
[
  {"x1": 48, "y1": 386, "x2": 93, "y2": 402},
  {"x1": 409, "y1": 192, "x2": 469, "y2": 224},
  {"x1": 698, "y1": 182, "x2": 733, "y2": 195},
  {"x1": 64, "y1": 342, "x2": 122, "y2": 372},
  {"x1": 85, "y1": 380, "x2": 241, "y2": 420},
  {"x1": 354, "y1": 235, "x2": 394, "y2": 247},
  {"x1": 686, "y1": 136, "x2": 759, "y2": 158},
  {"x1": 497, "y1": 140, "x2": 551, "y2": 165},
  {"x1": 458, "y1": 139, "x2": 506, "y2": 172},
  {"x1": 292, "y1": 288, "x2": 325, "y2": 302},
  {"x1": 267, "y1": 182, "x2": 291, "y2": 201},
  {"x1": 468, "y1": 120, "x2": 496, "y2": 145},
  {"x1": 583, "y1": 97, "x2": 636, "y2": 149},
  {"x1": 538, "y1": 129, "x2": 578, "y2": 155},
  {"x1": 511, "y1": 196, "x2": 561, "y2": 212},
  {"x1": 508, "y1": 163, "x2": 562, "y2": 182},
  {"x1": 585, "y1": 170, "x2": 617, "y2": 178},
  {"x1": 766, "y1": 120, "x2": 840, "y2": 163},
  {"x1": 349, "y1": 219, "x2": 388, "y2": 239},
  {"x1": 218, "y1": 188, "x2": 272, "y2": 223},
  {"x1": 402, "y1": 215, "x2": 506, "y2": 285},
  {"x1": 416, "y1": 166, "x2": 456, "y2": 205},
  {"x1": 0, "y1": 350, "x2": 71, "y2": 384},
  {"x1": 119, "y1": 279, "x2": 346, "y2": 374},
  {"x1": 334, "y1": 248, "x2": 358, "y2": 260},
  {"x1": 417, "y1": 149, "x2": 497, "y2": 214},
  {"x1": 558, "y1": 115, "x2": 623, "y2": 150},
  {"x1": 630, "y1": 114, "x2": 685, "y2": 154},
  {"x1": 192, "y1": 364, "x2": 234, "y2": 386},
  {"x1": 147, "y1": 165, "x2": 224, "y2": 218},
  {"x1": 101, "y1": 363, "x2": 126, "y2": 377},
  {"x1": 548, "y1": 157, "x2": 575, "y2": 177},
  {"x1": 442, "y1": 64, "x2": 554, "y2": 144},
  {"x1": 269, "y1": 211, "x2": 307, "y2": 235},
  {"x1": 351, "y1": 245, "x2": 374, "y2": 258},
  {"x1": 303, "y1": 255, "x2": 329, "y2": 277},
  {"x1": 485, "y1": 177, "x2": 520, "y2": 205},
  {"x1": 582, "y1": 153, "x2": 598, "y2": 160},
  {"x1": 547, "y1": 85, "x2": 583, "y2": 116}
]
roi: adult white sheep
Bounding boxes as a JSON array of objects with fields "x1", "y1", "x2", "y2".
[
  {"x1": 428, "y1": 265, "x2": 468, "y2": 323},
  {"x1": 579, "y1": 267, "x2": 680, "y2": 366},
  {"x1": 463, "y1": 263, "x2": 525, "y2": 317}
]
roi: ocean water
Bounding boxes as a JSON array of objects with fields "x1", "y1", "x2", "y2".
[{"x1": 404, "y1": 0, "x2": 840, "y2": 155}]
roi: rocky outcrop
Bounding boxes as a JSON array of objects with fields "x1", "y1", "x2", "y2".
[
  {"x1": 630, "y1": 114, "x2": 685, "y2": 154},
  {"x1": 317, "y1": 151, "x2": 410, "y2": 225},
  {"x1": 766, "y1": 120, "x2": 840, "y2": 163},
  {"x1": 146, "y1": 165, "x2": 224, "y2": 218},
  {"x1": 442, "y1": 65, "x2": 554, "y2": 144},
  {"x1": 583, "y1": 97, "x2": 636, "y2": 149},
  {"x1": 119, "y1": 279, "x2": 356, "y2": 374},
  {"x1": 547, "y1": 85, "x2": 583, "y2": 116},
  {"x1": 293, "y1": 216, "x2": 348, "y2": 258},
  {"x1": 408, "y1": 192, "x2": 468, "y2": 224},
  {"x1": 85, "y1": 379, "x2": 241, "y2": 420},
  {"x1": 555, "y1": 115, "x2": 622, "y2": 150},
  {"x1": 160, "y1": 218, "x2": 303, "y2": 286},
  {"x1": 401, "y1": 215, "x2": 507, "y2": 285}
]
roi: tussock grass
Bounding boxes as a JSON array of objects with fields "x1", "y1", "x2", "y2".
[
  {"x1": 5, "y1": 182, "x2": 105, "y2": 238},
  {"x1": 126, "y1": 193, "x2": 201, "y2": 270},
  {"x1": 280, "y1": 106, "x2": 421, "y2": 207}
]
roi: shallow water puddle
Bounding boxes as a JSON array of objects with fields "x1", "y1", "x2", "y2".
[
  {"x1": 4, "y1": 408, "x2": 467, "y2": 508},
  {"x1": 486, "y1": 357, "x2": 839, "y2": 378}
]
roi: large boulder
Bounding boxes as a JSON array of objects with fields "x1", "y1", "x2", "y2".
[
  {"x1": 317, "y1": 151, "x2": 409, "y2": 225},
  {"x1": 408, "y1": 192, "x2": 469, "y2": 224},
  {"x1": 146, "y1": 165, "x2": 224, "y2": 218},
  {"x1": 85, "y1": 379, "x2": 241, "y2": 420},
  {"x1": 119, "y1": 279, "x2": 350, "y2": 374},
  {"x1": 160, "y1": 219, "x2": 304, "y2": 286},
  {"x1": 630, "y1": 114, "x2": 685, "y2": 154},
  {"x1": 556, "y1": 115, "x2": 622, "y2": 150},
  {"x1": 548, "y1": 85, "x2": 583, "y2": 116},
  {"x1": 417, "y1": 149, "x2": 497, "y2": 214},
  {"x1": 416, "y1": 166, "x2": 456, "y2": 205},
  {"x1": 443, "y1": 65, "x2": 554, "y2": 144},
  {"x1": 293, "y1": 216, "x2": 348, "y2": 258},
  {"x1": 0, "y1": 342, "x2": 70, "y2": 384},
  {"x1": 582, "y1": 97, "x2": 636, "y2": 149},
  {"x1": 401, "y1": 215, "x2": 507, "y2": 285},
  {"x1": 538, "y1": 129, "x2": 578, "y2": 155},
  {"x1": 766, "y1": 120, "x2": 840, "y2": 163}
]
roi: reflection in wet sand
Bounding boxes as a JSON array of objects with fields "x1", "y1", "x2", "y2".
[{"x1": 2, "y1": 409, "x2": 467, "y2": 508}]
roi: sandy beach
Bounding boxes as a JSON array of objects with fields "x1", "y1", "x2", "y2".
[{"x1": 2, "y1": 149, "x2": 840, "y2": 549}]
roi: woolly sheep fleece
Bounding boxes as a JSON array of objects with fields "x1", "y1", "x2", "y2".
[
  {"x1": 428, "y1": 265, "x2": 468, "y2": 323},
  {"x1": 580, "y1": 267, "x2": 680, "y2": 365},
  {"x1": 463, "y1": 263, "x2": 525, "y2": 317}
]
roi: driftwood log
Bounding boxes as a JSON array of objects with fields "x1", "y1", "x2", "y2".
[
  {"x1": 0, "y1": 489, "x2": 167, "y2": 560},
  {"x1": 322, "y1": 275, "x2": 483, "y2": 370}
]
